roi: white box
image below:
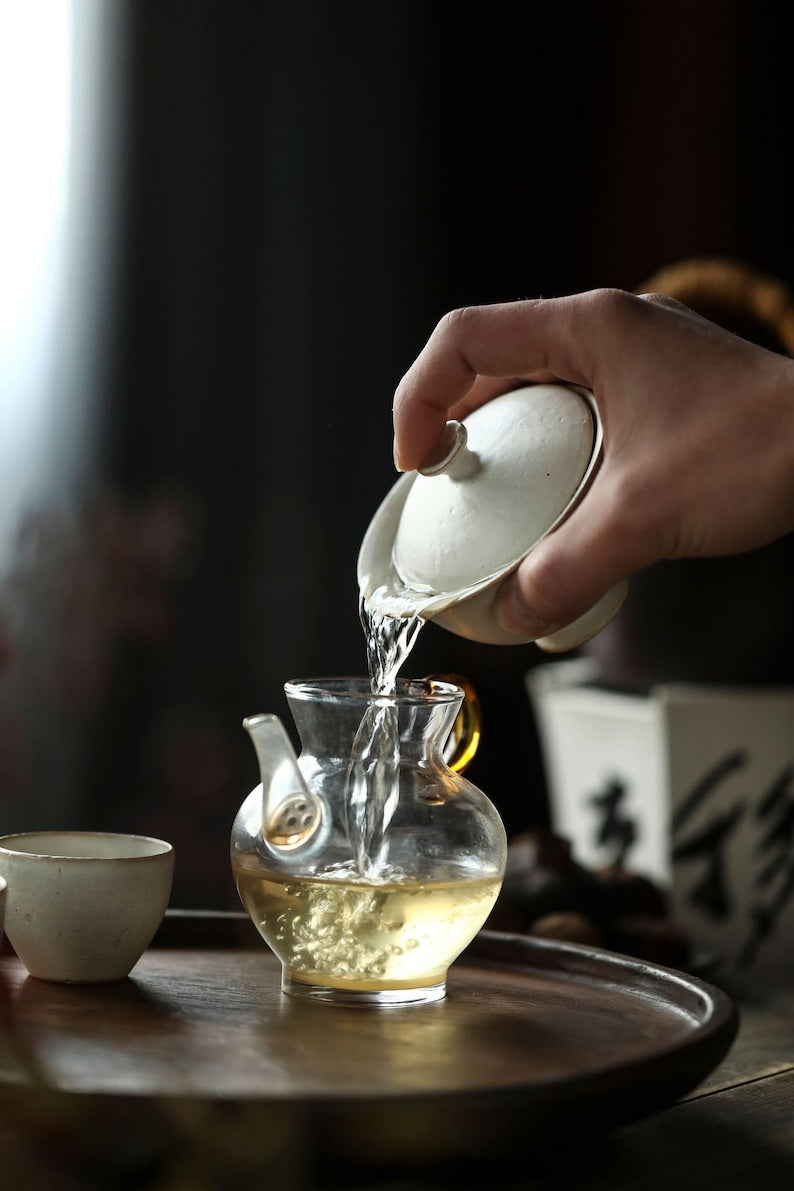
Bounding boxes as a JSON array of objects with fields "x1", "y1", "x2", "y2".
[{"x1": 528, "y1": 658, "x2": 794, "y2": 992}]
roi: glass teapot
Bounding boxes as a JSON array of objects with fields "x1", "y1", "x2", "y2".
[{"x1": 231, "y1": 676, "x2": 506, "y2": 1006}]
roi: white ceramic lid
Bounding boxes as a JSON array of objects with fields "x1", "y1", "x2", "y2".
[{"x1": 392, "y1": 384, "x2": 596, "y2": 593}]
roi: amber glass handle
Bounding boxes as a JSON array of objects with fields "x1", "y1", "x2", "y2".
[{"x1": 425, "y1": 673, "x2": 482, "y2": 774}]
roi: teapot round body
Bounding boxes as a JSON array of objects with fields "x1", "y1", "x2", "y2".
[{"x1": 231, "y1": 678, "x2": 507, "y2": 1004}]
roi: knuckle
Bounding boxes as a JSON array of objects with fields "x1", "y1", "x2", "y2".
[
  {"x1": 563, "y1": 288, "x2": 641, "y2": 342},
  {"x1": 436, "y1": 305, "x2": 483, "y2": 340},
  {"x1": 589, "y1": 287, "x2": 639, "y2": 320},
  {"x1": 636, "y1": 290, "x2": 688, "y2": 315}
]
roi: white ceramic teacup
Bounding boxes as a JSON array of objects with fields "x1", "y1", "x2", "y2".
[
  {"x1": 0, "y1": 874, "x2": 6, "y2": 946},
  {"x1": 0, "y1": 831, "x2": 174, "y2": 983}
]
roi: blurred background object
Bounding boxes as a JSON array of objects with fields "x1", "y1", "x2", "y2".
[
  {"x1": 585, "y1": 255, "x2": 794, "y2": 691},
  {"x1": 1, "y1": 1, "x2": 793, "y2": 908}
]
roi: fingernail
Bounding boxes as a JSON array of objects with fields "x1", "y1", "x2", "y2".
[{"x1": 494, "y1": 586, "x2": 557, "y2": 640}]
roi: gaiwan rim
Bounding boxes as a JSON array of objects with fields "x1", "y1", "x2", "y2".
[
  {"x1": 0, "y1": 830, "x2": 174, "y2": 861},
  {"x1": 284, "y1": 676, "x2": 463, "y2": 707}
]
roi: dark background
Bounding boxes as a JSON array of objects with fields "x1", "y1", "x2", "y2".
[{"x1": 1, "y1": 1, "x2": 792, "y2": 907}]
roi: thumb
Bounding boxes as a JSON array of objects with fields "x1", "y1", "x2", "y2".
[{"x1": 493, "y1": 479, "x2": 639, "y2": 645}]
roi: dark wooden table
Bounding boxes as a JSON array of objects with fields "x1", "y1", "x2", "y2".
[
  {"x1": 326, "y1": 980, "x2": 793, "y2": 1191},
  {"x1": 464, "y1": 987, "x2": 794, "y2": 1191},
  {"x1": 0, "y1": 913, "x2": 791, "y2": 1190}
]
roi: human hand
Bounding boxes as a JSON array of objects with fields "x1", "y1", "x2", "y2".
[{"x1": 392, "y1": 290, "x2": 794, "y2": 641}]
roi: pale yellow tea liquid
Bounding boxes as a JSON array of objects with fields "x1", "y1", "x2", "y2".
[{"x1": 233, "y1": 860, "x2": 500, "y2": 991}]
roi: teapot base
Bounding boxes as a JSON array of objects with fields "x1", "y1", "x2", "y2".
[{"x1": 281, "y1": 970, "x2": 447, "y2": 1006}]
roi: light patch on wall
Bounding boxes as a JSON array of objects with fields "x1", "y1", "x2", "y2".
[{"x1": 0, "y1": 0, "x2": 122, "y2": 562}]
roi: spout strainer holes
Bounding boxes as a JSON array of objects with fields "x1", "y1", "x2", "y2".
[{"x1": 265, "y1": 794, "x2": 322, "y2": 849}]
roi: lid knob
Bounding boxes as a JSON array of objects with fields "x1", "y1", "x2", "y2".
[{"x1": 418, "y1": 421, "x2": 481, "y2": 480}]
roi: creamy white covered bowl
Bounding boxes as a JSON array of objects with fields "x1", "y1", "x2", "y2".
[{"x1": 359, "y1": 383, "x2": 626, "y2": 649}]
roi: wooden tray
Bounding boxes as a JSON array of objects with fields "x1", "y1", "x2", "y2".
[{"x1": 0, "y1": 924, "x2": 738, "y2": 1171}]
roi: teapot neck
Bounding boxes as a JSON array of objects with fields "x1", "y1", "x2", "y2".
[{"x1": 285, "y1": 679, "x2": 463, "y2": 764}]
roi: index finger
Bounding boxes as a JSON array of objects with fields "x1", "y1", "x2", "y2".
[{"x1": 392, "y1": 297, "x2": 595, "y2": 471}]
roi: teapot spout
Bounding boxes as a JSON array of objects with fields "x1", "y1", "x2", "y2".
[{"x1": 243, "y1": 714, "x2": 322, "y2": 850}]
